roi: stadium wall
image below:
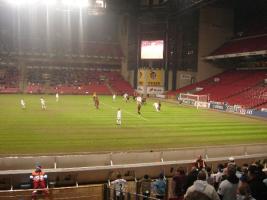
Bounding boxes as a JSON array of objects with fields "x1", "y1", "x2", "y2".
[
  {"x1": 0, "y1": 144, "x2": 266, "y2": 189},
  {"x1": 176, "y1": 71, "x2": 196, "y2": 89},
  {"x1": 119, "y1": 14, "x2": 129, "y2": 83},
  {"x1": 197, "y1": 5, "x2": 234, "y2": 81},
  {"x1": 168, "y1": 70, "x2": 173, "y2": 90}
]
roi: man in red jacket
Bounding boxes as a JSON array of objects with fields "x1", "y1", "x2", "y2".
[{"x1": 30, "y1": 165, "x2": 49, "y2": 200}]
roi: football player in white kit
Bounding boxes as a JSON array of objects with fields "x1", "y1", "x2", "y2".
[
  {"x1": 117, "y1": 108, "x2": 122, "y2": 125},
  {"x1": 20, "y1": 99, "x2": 26, "y2": 109},
  {"x1": 40, "y1": 97, "x2": 46, "y2": 110}
]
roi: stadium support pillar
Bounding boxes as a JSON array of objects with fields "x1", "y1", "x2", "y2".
[
  {"x1": 164, "y1": 24, "x2": 168, "y2": 91},
  {"x1": 172, "y1": 68, "x2": 177, "y2": 90},
  {"x1": 133, "y1": 68, "x2": 137, "y2": 89}
]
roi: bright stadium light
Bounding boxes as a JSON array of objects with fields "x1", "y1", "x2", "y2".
[
  {"x1": 6, "y1": 0, "x2": 25, "y2": 6},
  {"x1": 61, "y1": 0, "x2": 89, "y2": 8},
  {"x1": 43, "y1": 0, "x2": 57, "y2": 6},
  {"x1": 6, "y1": 0, "x2": 41, "y2": 6}
]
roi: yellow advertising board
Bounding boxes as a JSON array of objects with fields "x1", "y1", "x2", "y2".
[{"x1": 138, "y1": 68, "x2": 164, "y2": 87}]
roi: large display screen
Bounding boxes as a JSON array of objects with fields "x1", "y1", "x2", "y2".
[{"x1": 141, "y1": 40, "x2": 164, "y2": 59}]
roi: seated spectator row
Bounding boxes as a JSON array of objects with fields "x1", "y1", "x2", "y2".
[{"x1": 0, "y1": 156, "x2": 266, "y2": 200}]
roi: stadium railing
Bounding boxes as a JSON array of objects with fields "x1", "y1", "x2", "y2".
[{"x1": 0, "y1": 143, "x2": 266, "y2": 191}]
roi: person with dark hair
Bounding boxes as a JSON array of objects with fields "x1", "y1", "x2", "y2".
[
  {"x1": 111, "y1": 174, "x2": 127, "y2": 200},
  {"x1": 185, "y1": 166, "x2": 199, "y2": 190},
  {"x1": 140, "y1": 174, "x2": 151, "y2": 200},
  {"x1": 172, "y1": 167, "x2": 187, "y2": 199},
  {"x1": 217, "y1": 164, "x2": 239, "y2": 200},
  {"x1": 206, "y1": 166, "x2": 214, "y2": 186},
  {"x1": 152, "y1": 173, "x2": 166, "y2": 199},
  {"x1": 194, "y1": 155, "x2": 207, "y2": 170},
  {"x1": 184, "y1": 170, "x2": 220, "y2": 200},
  {"x1": 30, "y1": 165, "x2": 49, "y2": 200},
  {"x1": 185, "y1": 191, "x2": 213, "y2": 200},
  {"x1": 247, "y1": 164, "x2": 267, "y2": 200},
  {"x1": 213, "y1": 164, "x2": 224, "y2": 190}
]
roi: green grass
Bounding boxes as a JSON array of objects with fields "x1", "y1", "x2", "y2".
[{"x1": 0, "y1": 94, "x2": 266, "y2": 155}]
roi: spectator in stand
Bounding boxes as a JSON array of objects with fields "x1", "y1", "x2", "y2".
[
  {"x1": 186, "y1": 166, "x2": 199, "y2": 191},
  {"x1": 140, "y1": 174, "x2": 151, "y2": 200},
  {"x1": 152, "y1": 173, "x2": 166, "y2": 199},
  {"x1": 213, "y1": 164, "x2": 224, "y2": 190},
  {"x1": 217, "y1": 164, "x2": 239, "y2": 200},
  {"x1": 247, "y1": 164, "x2": 267, "y2": 200},
  {"x1": 30, "y1": 165, "x2": 49, "y2": 200},
  {"x1": 184, "y1": 170, "x2": 220, "y2": 200},
  {"x1": 228, "y1": 157, "x2": 236, "y2": 166},
  {"x1": 237, "y1": 181, "x2": 255, "y2": 200},
  {"x1": 236, "y1": 166, "x2": 243, "y2": 179},
  {"x1": 206, "y1": 166, "x2": 215, "y2": 186},
  {"x1": 111, "y1": 174, "x2": 127, "y2": 200},
  {"x1": 172, "y1": 167, "x2": 187, "y2": 199},
  {"x1": 194, "y1": 155, "x2": 207, "y2": 170}
]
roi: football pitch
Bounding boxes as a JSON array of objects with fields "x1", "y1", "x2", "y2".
[{"x1": 0, "y1": 94, "x2": 267, "y2": 155}]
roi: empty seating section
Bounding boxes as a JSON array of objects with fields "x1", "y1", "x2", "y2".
[
  {"x1": 211, "y1": 35, "x2": 267, "y2": 56},
  {"x1": 169, "y1": 69, "x2": 267, "y2": 109},
  {"x1": 197, "y1": 70, "x2": 266, "y2": 101},
  {"x1": 25, "y1": 68, "x2": 133, "y2": 95},
  {"x1": 0, "y1": 66, "x2": 19, "y2": 93},
  {"x1": 226, "y1": 85, "x2": 267, "y2": 108}
]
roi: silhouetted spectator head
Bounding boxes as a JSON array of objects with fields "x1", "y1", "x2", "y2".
[
  {"x1": 117, "y1": 174, "x2": 122, "y2": 179},
  {"x1": 206, "y1": 166, "x2": 212, "y2": 174},
  {"x1": 248, "y1": 164, "x2": 262, "y2": 181},
  {"x1": 217, "y1": 163, "x2": 224, "y2": 172},
  {"x1": 227, "y1": 164, "x2": 236, "y2": 177},
  {"x1": 159, "y1": 173, "x2": 164, "y2": 179},
  {"x1": 177, "y1": 167, "x2": 185, "y2": 175},
  {"x1": 35, "y1": 165, "x2": 42, "y2": 172},
  {"x1": 197, "y1": 170, "x2": 207, "y2": 181},
  {"x1": 144, "y1": 174, "x2": 149, "y2": 179}
]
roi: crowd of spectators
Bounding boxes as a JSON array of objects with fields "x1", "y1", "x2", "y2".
[
  {"x1": 169, "y1": 157, "x2": 267, "y2": 200},
  {"x1": 29, "y1": 157, "x2": 267, "y2": 200},
  {"x1": 0, "y1": 66, "x2": 19, "y2": 89},
  {"x1": 107, "y1": 157, "x2": 267, "y2": 200}
]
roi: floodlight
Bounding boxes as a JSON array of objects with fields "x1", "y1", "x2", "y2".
[
  {"x1": 6, "y1": 0, "x2": 24, "y2": 6},
  {"x1": 61, "y1": 0, "x2": 89, "y2": 8},
  {"x1": 43, "y1": 0, "x2": 57, "y2": 6},
  {"x1": 77, "y1": 0, "x2": 89, "y2": 8},
  {"x1": 6, "y1": 0, "x2": 39, "y2": 6}
]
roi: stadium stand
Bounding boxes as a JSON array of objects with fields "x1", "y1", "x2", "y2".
[
  {"x1": 168, "y1": 69, "x2": 267, "y2": 109},
  {"x1": 0, "y1": 66, "x2": 20, "y2": 93},
  {"x1": 209, "y1": 35, "x2": 267, "y2": 58},
  {"x1": 24, "y1": 68, "x2": 134, "y2": 95}
]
